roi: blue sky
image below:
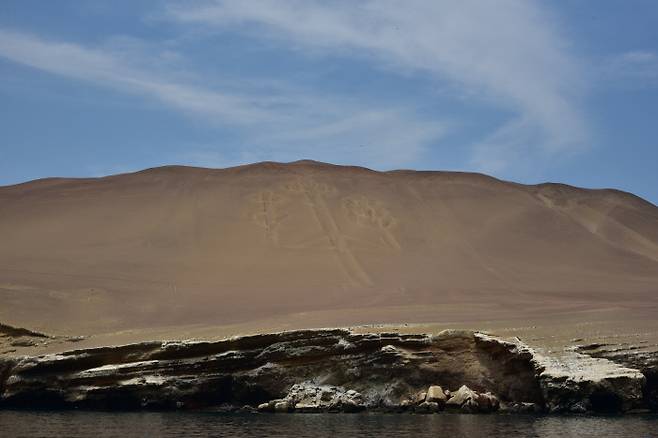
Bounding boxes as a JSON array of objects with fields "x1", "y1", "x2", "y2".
[{"x1": 1, "y1": 1, "x2": 657, "y2": 204}]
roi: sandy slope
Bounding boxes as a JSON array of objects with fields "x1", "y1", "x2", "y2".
[{"x1": 0, "y1": 160, "x2": 657, "y2": 338}]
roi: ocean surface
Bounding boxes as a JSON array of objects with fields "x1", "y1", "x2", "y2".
[{"x1": 1, "y1": 411, "x2": 657, "y2": 437}]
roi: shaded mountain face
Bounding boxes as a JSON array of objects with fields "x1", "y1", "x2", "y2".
[{"x1": 0, "y1": 160, "x2": 657, "y2": 335}]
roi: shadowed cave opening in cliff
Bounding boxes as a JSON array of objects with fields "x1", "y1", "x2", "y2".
[
  {"x1": 643, "y1": 370, "x2": 658, "y2": 412},
  {"x1": 588, "y1": 390, "x2": 623, "y2": 413}
]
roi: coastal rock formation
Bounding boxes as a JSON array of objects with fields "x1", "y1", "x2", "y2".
[
  {"x1": 0, "y1": 328, "x2": 656, "y2": 414},
  {"x1": 258, "y1": 383, "x2": 365, "y2": 413},
  {"x1": 573, "y1": 342, "x2": 658, "y2": 412},
  {"x1": 445, "y1": 385, "x2": 499, "y2": 413},
  {"x1": 534, "y1": 347, "x2": 647, "y2": 413},
  {"x1": 426, "y1": 385, "x2": 447, "y2": 404},
  {"x1": 0, "y1": 329, "x2": 539, "y2": 411}
]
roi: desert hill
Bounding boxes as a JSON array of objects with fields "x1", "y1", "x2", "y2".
[{"x1": 1, "y1": 160, "x2": 657, "y2": 336}]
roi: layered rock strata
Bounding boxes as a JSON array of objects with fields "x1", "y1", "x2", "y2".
[{"x1": 0, "y1": 329, "x2": 655, "y2": 414}]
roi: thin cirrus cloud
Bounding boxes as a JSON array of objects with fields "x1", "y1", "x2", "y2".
[
  {"x1": 0, "y1": 29, "x2": 275, "y2": 124},
  {"x1": 603, "y1": 50, "x2": 658, "y2": 86},
  {"x1": 168, "y1": 0, "x2": 590, "y2": 173},
  {"x1": 0, "y1": 28, "x2": 445, "y2": 169}
]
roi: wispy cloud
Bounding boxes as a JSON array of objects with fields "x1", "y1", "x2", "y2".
[
  {"x1": 0, "y1": 28, "x2": 276, "y2": 124},
  {"x1": 0, "y1": 28, "x2": 445, "y2": 169},
  {"x1": 603, "y1": 50, "x2": 658, "y2": 87},
  {"x1": 168, "y1": 0, "x2": 589, "y2": 173}
]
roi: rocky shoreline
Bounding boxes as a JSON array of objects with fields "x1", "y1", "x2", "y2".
[{"x1": 0, "y1": 328, "x2": 656, "y2": 414}]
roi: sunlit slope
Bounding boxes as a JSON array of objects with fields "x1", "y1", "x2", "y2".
[{"x1": 1, "y1": 161, "x2": 657, "y2": 334}]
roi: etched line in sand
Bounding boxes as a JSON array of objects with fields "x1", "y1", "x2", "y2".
[
  {"x1": 343, "y1": 196, "x2": 401, "y2": 251},
  {"x1": 537, "y1": 192, "x2": 658, "y2": 263},
  {"x1": 408, "y1": 182, "x2": 521, "y2": 292},
  {"x1": 286, "y1": 179, "x2": 373, "y2": 287},
  {"x1": 251, "y1": 191, "x2": 288, "y2": 246}
]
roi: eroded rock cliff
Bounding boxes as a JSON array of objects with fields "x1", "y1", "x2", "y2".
[{"x1": 0, "y1": 329, "x2": 655, "y2": 414}]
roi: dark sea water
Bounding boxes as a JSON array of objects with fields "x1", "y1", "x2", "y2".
[{"x1": 1, "y1": 411, "x2": 657, "y2": 438}]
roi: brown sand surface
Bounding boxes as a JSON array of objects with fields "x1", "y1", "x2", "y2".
[{"x1": 0, "y1": 160, "x2": 657, "y2": 351}]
